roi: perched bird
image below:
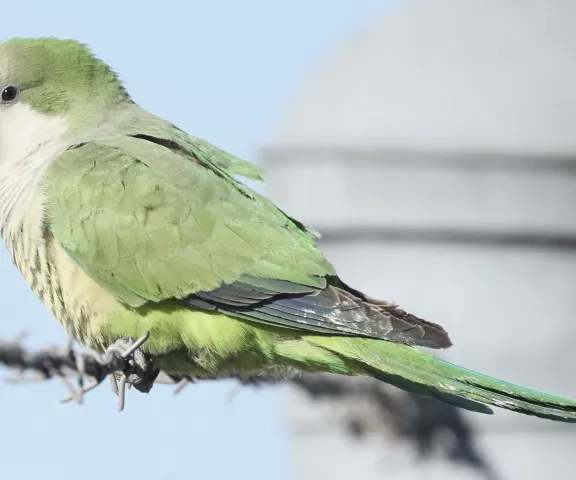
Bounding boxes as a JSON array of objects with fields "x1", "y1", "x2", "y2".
[{"x1": 0, "y1": 36, "x2": 575, "y2": 422}]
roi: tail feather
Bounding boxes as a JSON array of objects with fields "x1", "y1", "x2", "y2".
[{"x1": 306, "y1": 336, "x2": 576, "y2": 423}]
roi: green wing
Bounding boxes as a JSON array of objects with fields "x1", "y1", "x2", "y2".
[
  {"x1": 47, "y1": 134, "x2": 332, "y2": 301},
  {"x1": 46, "y1": 133, "x2": 450, "y2": 346}
]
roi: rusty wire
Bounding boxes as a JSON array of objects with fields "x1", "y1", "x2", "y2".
[
  {"x1": 1, "y1": 330, "x2": 154, "y2": 410},
  {"x1": 0, "y1": 331, "x2": 288, "y2": 410}
]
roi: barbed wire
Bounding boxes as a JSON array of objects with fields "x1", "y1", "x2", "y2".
[
  {"x1": 0, "y1": 330, "x2": 281, "y2": 411},
  {"x1": 0, "y1": 331, "x2": 499, "y2": 479}
]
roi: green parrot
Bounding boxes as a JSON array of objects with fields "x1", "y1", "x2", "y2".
[{"x1": 0, "y1": 36, "x2": 575, "y2": 422}]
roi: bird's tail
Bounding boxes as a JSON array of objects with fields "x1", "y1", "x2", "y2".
[{"x1": 303, "y1": 336, "x2": 576, "y2": 423}]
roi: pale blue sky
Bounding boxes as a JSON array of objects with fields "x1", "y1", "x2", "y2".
[{"x1": 0, "y1": 1, "x2": 404, "y2": 479}]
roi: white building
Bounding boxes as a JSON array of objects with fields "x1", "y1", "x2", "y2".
[{"x1": 260, "y1": 1, "x2": 576, "y2": 479}]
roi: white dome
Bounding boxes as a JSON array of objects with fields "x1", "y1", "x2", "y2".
[{"x1": 268, "y1": 0, "x2": 576, "y2": 157}]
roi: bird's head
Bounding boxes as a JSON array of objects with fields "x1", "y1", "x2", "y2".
[
  {"x1": 0, "y1": 37, "x2": 132, "y2": 166},
  {"x1": 0, "y1": 37, "x2": 131, "y2": 118}
]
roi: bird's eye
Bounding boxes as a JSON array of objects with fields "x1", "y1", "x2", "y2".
[{"x1": 1, "y1": 86, "x2": 19, "y2": 103}]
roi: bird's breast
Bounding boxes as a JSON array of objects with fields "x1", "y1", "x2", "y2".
[{"x1": 4, "y1": 192, "x2": 123, "y2": 345}]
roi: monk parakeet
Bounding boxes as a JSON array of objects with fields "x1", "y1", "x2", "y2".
[{"x1": 0, "y1": 37, "x2": 575, "y2": 422}]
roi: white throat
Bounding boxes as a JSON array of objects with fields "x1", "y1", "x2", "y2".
[{"x1": 0, "y1": 103, "x2": 69, "y2": 240}]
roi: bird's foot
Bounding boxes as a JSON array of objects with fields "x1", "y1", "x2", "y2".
[
  {"x1": 58, "y1": 331, "x2": 159, "y2": 411},
  {"x1": 104, "y1": 332, "x2": 160, "y2": 411}
]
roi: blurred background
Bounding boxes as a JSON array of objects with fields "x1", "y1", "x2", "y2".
[{"x1": 1, "y1": 1, "x2": 576, "y2": 479}]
